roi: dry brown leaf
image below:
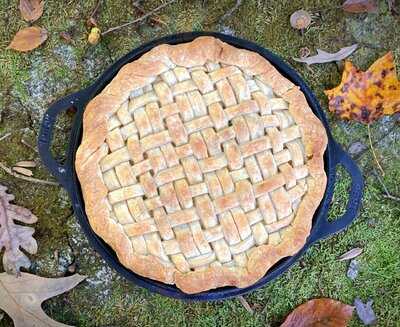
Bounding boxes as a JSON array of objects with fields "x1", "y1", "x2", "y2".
[
  {"x1": 60, "y1": 31, "x2": 73, "y2": 43},
  {"x1": 0, "y1": 184, "x2": 37, "y2": 275},
  {"x1": 325, "y1": 52, "x2": 400, "y2": 124},
  {"x1": 7, "y1": 26, "x2": 48, "y2": 52},
  {"x1": 293, "y1": 44, "x2": 358, "y2": 65},
  {"x1": 342, "y1": 0, "x2": 378, "y2": 13},
  {"x1": 19, "y1": 0, "x2": 44, "y2": 22},
  {"x1": 281, "y1": 298, "x2": 354, "y2": 327},
  {"x1": 15, "y1": 160, "x2": 36, "y2": 168},
  {"x1": 0, "y1": 272, "x2": 86, "y2": 327},
  {"x1": 12, "y1": 167, "x2": 33, "y2": 176},
  {"x1": 338, "y1": 247, "x2": 363, "y2": 261}
]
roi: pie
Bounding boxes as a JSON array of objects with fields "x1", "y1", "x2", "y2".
[{"x1": 76, "y1": 36, "x2": 327, "y2": 294}]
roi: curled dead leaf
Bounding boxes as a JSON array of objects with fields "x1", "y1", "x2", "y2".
[
  {"x1": 88, "y1": 27, "x2": 101, "y2": 45},
  {"x1": 338, "y1": 247, "x2": 363, "y2": 261},
  {"x1": 7, "y1": 26, "x2": 48, "y2": 52},
  {"x1": 15, "y1": 160, "x2": 36, "y2": 168},
  {"x1": 325, "y1": 52, "x2": 400, "y2": 124},
  {"x1": 19, "y1": 0, "x2": 44, "y2": 22},
  {"x1": 342, "y1": 0, "x2": 378, "y2": 13},
  {"x1": 12, "y1": 167, "x2": 33, "y2": 176},
  {"x1": 87, "y1": 16, "x2": 98, "y2": 27},
  {"x1": 60, "y1": 31, "x2": 73, "y2": 43},
  {"x1": 293, "y1": 44, "x2": 358, "y2": 65},
  {"x1": 281, "y1": 298, "x2": 354, "y2": 327}
]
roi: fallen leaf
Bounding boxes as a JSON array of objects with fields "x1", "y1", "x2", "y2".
[
  {"x1": 88, "y1": 27, "x2": 101, "y2": 45},
  {"x1": 0, "y1": 184, "x2": 37, "y2": 275},
  {"x1": 347, "y1": 259, "x2": 359, "y2": 280},
  {"x1": 338, "y1": 247, "x2": 363, "y2": 261},
  {"x1": 87, "y1": 16, "x2": 98, "y2": 27},
  {"x1": 354, "y1": 298, "x2": 377, "y2": 325},
  {"x1": 342, "y1": 0, "x2": 378, "y2": 13},
  {"x1": 281, "y1": 298, "x2": 354, "y2": 327},
  {"x1": 293, "y1": 44, "x2": 358, "y2": 65},
  {"x1": 12, "y1": 167, "x2": 33, "y2": 176},
  {"x1": 60, "y1": 31, "x2": 73, "y2": 43},
  {"x1": 0, "y1": 272, "x2": 86, "y2": 327},
  {"x1": 15, "y1": 160, "x2": 36, "y2": 168},
  {"x1": 7, "y1": 26, "x2": 48, "y2": 52},
  {"x1": 325, "y1": 52, "x2": 400, "y2": 123},
  {"x1": 19, "y1": 0, "x2": 44, "y2": 22}
]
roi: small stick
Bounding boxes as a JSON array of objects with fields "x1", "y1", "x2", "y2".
[
  {"x1": 89, "y1": 0, "x2": 102, "y2": 20},
  {"x1": 102, "y1": 0, "x2": 176, "y2": 36},
  {"x1": 131, "y1": 1, "x2": 166, "y2": 26},
  {"x1": 238, "y1": 295, "x2": 254, "y2": 314},
  {"x1": 373, "y1": 170, "x2": 400, "y2": 202},
  {"x1": 367, "y1": 124, "x2": 384, "y2": 176},
  {"x1": 0, "y1": 132, "x2": 11, "y2": 142},
  {"x1": 21, "y1": 138, "x2": 38, "y2": 153},
  {"x1": 0, "y1": 162, "x2": 59, "y2": 186},
  {"x1": 219, "y1": 0, "x2": 242, "y2": 23}
]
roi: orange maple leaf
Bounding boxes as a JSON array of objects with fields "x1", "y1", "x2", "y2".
[{"x1": 325, "y1": 52, "x2": 400, "y2": 124}]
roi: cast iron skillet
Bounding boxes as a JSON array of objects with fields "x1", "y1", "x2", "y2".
[{"x1": 38, "y1": 32, "x2": 364, "y2": 301}]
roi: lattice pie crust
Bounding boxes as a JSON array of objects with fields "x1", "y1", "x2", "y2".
[{"x1": 76, "y1": 37, "x2": 327, "y2": 294}]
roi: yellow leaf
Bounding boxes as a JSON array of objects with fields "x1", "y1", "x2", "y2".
[{"x1": 324, "y1": 52, "x2": 400, "y2": 124}]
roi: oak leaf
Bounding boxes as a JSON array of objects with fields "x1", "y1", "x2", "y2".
[
  {"x1": 7, "y1": 26, "x2": 48, "y2": 52},
  {"x1": 325, "y1": 52, "x2": 400, "y2": 124},
  {"x1": 281, "y1": 298, "x2": 354, "y2": 327},
  {"x1": 0, "y1": 272, "x2": 86, "y2": 327},
  {"x1": 0, "y1": 184, "x2": 37, "y2": 275},
  {"x1": 19, "y1": 0, "x2": 44, "y2": 22}
]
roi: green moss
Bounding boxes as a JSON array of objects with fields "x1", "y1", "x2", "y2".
[{"x1": 0, "y1": 0, "x2": 399, "y2": 326}]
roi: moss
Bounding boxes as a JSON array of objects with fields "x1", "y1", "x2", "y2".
[{"x1": 0, "y1": 0, "x2": 399, "y2": 326}]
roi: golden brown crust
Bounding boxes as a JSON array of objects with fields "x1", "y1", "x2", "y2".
[{"x1": 76, "y1": 36, "x2": 327, "y2": 294}]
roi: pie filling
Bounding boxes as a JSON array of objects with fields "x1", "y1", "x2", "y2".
[{"x1": 99, "y1": 62, "x2": 309, "y2": 273}]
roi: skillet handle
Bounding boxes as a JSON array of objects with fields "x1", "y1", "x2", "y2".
[
  {"x1": 310, "y1": 142, "x2": 364, "y2": 243},
  {"x1": 38, "y1": 90, "x2": 87, "y2": 189}
]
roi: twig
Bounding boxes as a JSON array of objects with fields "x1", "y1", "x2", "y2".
[
  {"x1": 219, "y1": 0, "x2": 242, "y2": 23},
  {"x1": 0, "y1": 132, "x2": 11, "y2": 142},
  {"x1": 367, "y1": 124, "x2": 384, "y2": 176},
  {"x1": 0, "y1": 162, "x2": 59, "y2": 186},
  {"x1": 21, "y1": 138, "x2": 38, "y2": 153},
  {"x1": 102, "y1": 0, "x2": 176, "y2": 36},
  {"x1": 90, "y1": 0, "x2": 102, "y2": 19},
  {"x1": 131, "y1": 1, "x2": 166, "y2": 26},
  {"x1": 373, "y1": 170, "x2": 400, "y2": 202},
  {"x1": 238, "y1": 296, "x2": 254, "y2": 314}
]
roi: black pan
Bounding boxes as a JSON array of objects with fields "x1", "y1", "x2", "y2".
[{"x1": 38, "y1": 32, "x2": 364, "y2": 301}]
